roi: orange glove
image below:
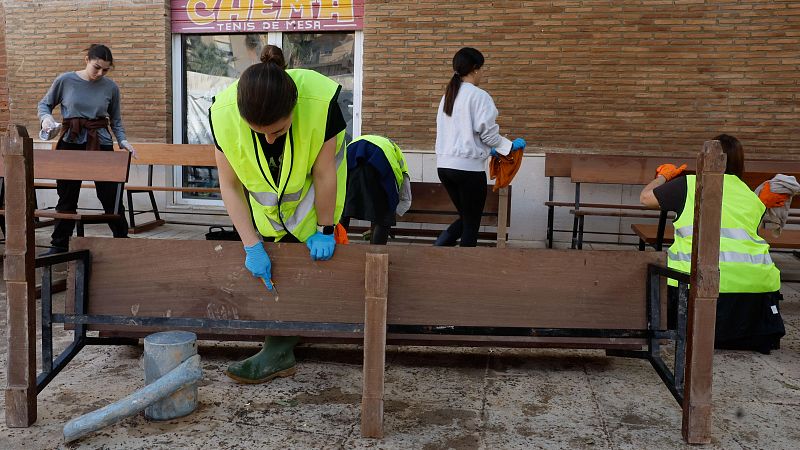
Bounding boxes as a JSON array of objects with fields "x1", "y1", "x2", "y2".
[
  {"x1": 334, "y1": 223, "x2": 350, "y2": 244},
  {"x1": 758, "y1": 182, "x2": 790, "y2": 208},
  {"x1": 655, "y1": 163, "x2": 688, "y2": 181}
]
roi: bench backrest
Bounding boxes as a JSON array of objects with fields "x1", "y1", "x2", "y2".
[
  {"x1": 0, "y1": 149, "x2": 130, "y2": 183},
  {"x1": 67, "y1": 237, "x2": 663, "y2": 332},
  {"x1": 544, "y1": 153, "x2": 572, "y2": 178},
  {"x1": 50, "y1": 142, "x2": 218, "y2": 167},
  {"x1": 401, "y1": 182, "x2": 506, "y2": 226},
  {"x1": 570, "y1": 155, "x2": 699, "y2": 185},
  {"x1": 130, "y1": 143, "x2": 217, "y2": 167}
]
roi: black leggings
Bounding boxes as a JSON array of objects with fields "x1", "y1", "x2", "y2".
[
  {"x1": 435, "y1": 168, "x2": 487, "y2": 247},
  {"x1": 50, "y1": 140, "x2": 128, "y2": 249}
]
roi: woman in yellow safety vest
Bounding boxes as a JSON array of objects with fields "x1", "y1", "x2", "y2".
[
  {"x1": 209, "y1": 45, "x2": 347, "y2": 383},
  {"x1": 640, "y1": 134, "x2": 785, "y2": 354}
]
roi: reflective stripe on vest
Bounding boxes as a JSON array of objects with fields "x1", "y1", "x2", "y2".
[
  {"x1": 674, "y1": 225, "x2": 768, "y2": 244},
  {"x1": 667, "y1": 249, "x2": 774, "y2": 265},
  {"x1": 253, "y1": 146, "x2": 346, "y2": 232},
  {"x1": 250, "y1": 146, "x2": 345, "y2": 209},
  {"x1": 667, "y1": 174, "x2": 780, "y2": 293},
  {"x1": 209, "y1": 69, "x2": 347, "y2": 241}
]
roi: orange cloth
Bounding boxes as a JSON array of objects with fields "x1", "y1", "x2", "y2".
[
  {"x1": 334, "y1": 223, "x2": 349, "y2": 244},
  {"x1": 655, "y1": 163, "x2": 687, "y2": 181},
  {"x1": 758, "y1": 181, "x2": 790, "y2": 208},
  {"x1": 489, "y1": 150, "x2": 523, "y2": 192}
]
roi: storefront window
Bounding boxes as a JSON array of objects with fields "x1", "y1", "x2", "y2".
[{"x1": 180, "y1": 32, "x2": 356, "y2": 201}]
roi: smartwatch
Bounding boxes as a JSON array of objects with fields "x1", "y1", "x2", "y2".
[{"x1": 318, "y1": 224, "x2": 335, "y2": 235}]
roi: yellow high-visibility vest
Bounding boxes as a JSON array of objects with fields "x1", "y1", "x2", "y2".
[
  {"x1": 668, "y1": 174, "x2": 780, "y2": 293},
  {"x1": 210, "y1": 69, "x2": 347, "y2": 241}
]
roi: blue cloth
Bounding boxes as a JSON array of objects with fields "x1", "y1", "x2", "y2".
[{"x1": 346, "y1": 140, "x2": 399, "y2": 212}]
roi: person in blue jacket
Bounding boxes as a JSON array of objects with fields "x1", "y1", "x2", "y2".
[{"x1": 341, "y1": 135, "x2": 411, "y2": 244}]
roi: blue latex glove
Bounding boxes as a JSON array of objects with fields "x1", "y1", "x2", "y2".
[
  {"x1": 306, "y1": 232, "x2": 336, "y2": 261},
  {"x1": 511, "y1": 138, "x2": 527, "y2": 151},
  {"x1": 244, "y1": 242, "x2": 273, "y2": 290},
  {"x1": 489, "y1": 148, "x2": 498, "y2": 157}
]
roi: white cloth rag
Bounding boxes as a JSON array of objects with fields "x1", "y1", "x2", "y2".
[{"x1": 754, "y1": 174, "x2": 800, "y2": 237}]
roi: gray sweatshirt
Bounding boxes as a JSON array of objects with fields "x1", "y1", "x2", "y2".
[
  {"x1": 37, "y1": 71, "x2": 127, "y2": 145},
  {"x1": 435, "y1": 82, "x2": 512, "y2": 172}
]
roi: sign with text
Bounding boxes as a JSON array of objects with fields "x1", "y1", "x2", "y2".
[{"x1": 171, "y1": 0, "x2": 364, "y2": 33}]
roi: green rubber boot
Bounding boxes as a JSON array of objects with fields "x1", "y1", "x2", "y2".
[{"x1": 225, "y1": 336, "x2": 300, "y2": 384}]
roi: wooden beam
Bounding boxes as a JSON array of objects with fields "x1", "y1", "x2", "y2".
[
  {"x1": 682, "y1": 140, "x2": 726, "y2": 444},
  {"x1": 496, "y1": 186, "x2": 509, "y2": 248},
  {"x1": 3, "y1": 125, "x2": 37, "y2": 427},
  {"x1": 361, "y1": 252, "x2": 388, "y2": 438}
]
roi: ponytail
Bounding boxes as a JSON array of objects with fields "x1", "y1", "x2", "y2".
[
  {"x1": 443, "y1": 47, "x2": 484, "y2": 117},
  {"x1": 443, "y1": 73, "x2": 462, "y2": 116}
]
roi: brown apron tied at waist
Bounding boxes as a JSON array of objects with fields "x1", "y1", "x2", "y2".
[{"x1": 59, "y1": 117, "x2": 111, "y2": 150}]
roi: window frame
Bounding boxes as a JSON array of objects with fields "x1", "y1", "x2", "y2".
[{"x1": 170, "y1": 30, "x2": 363, "y2": 207}]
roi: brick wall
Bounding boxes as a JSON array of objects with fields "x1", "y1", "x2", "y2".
[
  {"x1": 0, "y1": 2, "x2": 9, "y2": 136},
  {"x1": 3, "y1": 0, "x2": 171, "y2": 142},
  {"x1": 362, "y1": 0, "x2": 800, "y2": 158}
]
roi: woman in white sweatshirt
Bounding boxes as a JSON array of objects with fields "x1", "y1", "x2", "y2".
[{"x1": 434, "y1": 47, "x2": 526, "y2": 247}]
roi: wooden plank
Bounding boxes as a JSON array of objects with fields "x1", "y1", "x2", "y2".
[
  {"x1": 128, "y1": 143, "x2": 217, "y2": 167},
  {"x1": 409, "y1": 182, "x2": 501, "y2": 214},
  {"x1": 361, "y1": 252, "x2": 388, "y2": 438},
  {"x1": 32, "y1": 149, "x2": 130, "y2": 183},
  {"x1": 571, "y1": 155, "x2": 698, "y2": 185},
  {"x1": 397, "y1": 212, "x2": 498, "y2": 226},
  {"x1": 67, "y1": 238, "x2": 368, "y2": 327},
  {"x1": 496, "y1": 187, "x2": 509, "y2": 248},
  {"x1": 383, "y1": 246, "x2": 663, "y2": 329},
  {"x1": 47, "y1": 142, "x2": 217, "y2": 167},
  {"x1": 682, "y1": 140, "x2": 726, "y2": 444},
  {"x1": 572, "y1": 210, "x2": 664, "y2": 219},
  {"x1": 67, "y1": 238, "x2": 663, "y2": 332},
  {"x1": 3, "y1": 125, "x2": 38, "y2": 427},
  {"x1": 126, "y1": 185, "x2": 220, "y2": 193},
  {"x1": 544, "y1": 153, "x2": 572, "y2": 178}
]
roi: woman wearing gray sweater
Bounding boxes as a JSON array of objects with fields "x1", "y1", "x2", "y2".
[
  {"x1": 434, "y1": 47, "x2": 526, "y2": 247},
  {"x1": 37, "y1": 44, "x2": 136, "y2": 254}
]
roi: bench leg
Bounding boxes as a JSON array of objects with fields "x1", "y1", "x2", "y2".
[
  {"x1": 126, "y1": 190, "x2": 136, "y2": 229},
  {"x1": 638, "y1": 239, "x2": 645, "y2": 251},
  {"x1": 546, "y1": 206, "x2": 554, "y2": 248},
  {"x1": 361, "y1": 253, "x2": 388, "y2": 438},
  {"x1": 577, "y1": 215, "x2": 585, "y2": 250}
]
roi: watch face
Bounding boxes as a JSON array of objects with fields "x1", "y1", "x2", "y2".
[{"x1": 321, "y1": 225, "x2": 335, "y2": 235}]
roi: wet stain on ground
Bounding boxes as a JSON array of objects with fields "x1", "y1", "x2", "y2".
[
  {"x1": 416, "y1": 408, "x2": 477, "y2": 426},
  {"x1": 620, "y1": 413, "x2": 661, "y2": 427},
  {"x1": 422, "y1": 433, "x2": 481, "y2": 450},
  {"x1": 292, "y1": 387, "x2": 360, "y2": 405}
]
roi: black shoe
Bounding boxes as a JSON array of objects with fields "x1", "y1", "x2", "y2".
[{"x1": 39, "y1": 247, "x2": 68, "y2": 257}]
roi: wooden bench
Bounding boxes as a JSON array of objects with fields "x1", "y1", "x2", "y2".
[
  {"x1": 44, "y1": 142, "x2": 221, "y2": 233},
  {"x1": 348, "y1": 181, "x2": 511, "y2": 247},
  {"x1": 117, "y1": 143, "x2": 220, "y2": 233},
  {"x1": 544, "y1": 153, "x2": 694, "y2": 249},
  {"x1": 5, "y1": 127, "x2": 727, "y2": 443},
  {"x1": 566, "y1": 155, "x2": 699, "y2": 249},
  {"x1": 0, "y1": 129, "x2": 130, "y2": 237},
  {"x1": 633, "y1": 161, "x2": 800, "y2": 251}
]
